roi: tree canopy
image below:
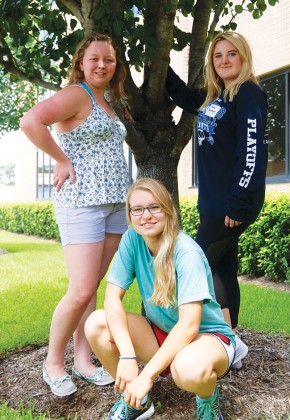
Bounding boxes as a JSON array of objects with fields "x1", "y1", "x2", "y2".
[{"x1": 0, "y1": 0, "x2": 279, "y2": 205}]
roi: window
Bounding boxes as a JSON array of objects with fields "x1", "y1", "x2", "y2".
[
  {"x1": 37, "y1": 150, "x2": 54, "y2": 200},
  {"x1": 260, "y1": 70, "x2": 290, "y2": 181}
]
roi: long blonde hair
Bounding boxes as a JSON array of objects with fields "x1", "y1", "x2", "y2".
[
  {"x1": 126, "y1": 178, "x2": 180, "y2": 307},
  {"x1": 202, "y1": 31, "x2": 259, "y2": 108},
  {"x1": 67, "y1": 32, "x2": 127, "y2": 103}
]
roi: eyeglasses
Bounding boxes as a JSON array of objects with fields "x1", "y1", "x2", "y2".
[{"x1": 129, "y1": 204, "x2": 163, "y2": 216}]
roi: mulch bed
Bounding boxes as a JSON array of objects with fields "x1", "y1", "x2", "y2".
[{"x1": 0, "y1": 328, "x2": 289, "y2": 420}]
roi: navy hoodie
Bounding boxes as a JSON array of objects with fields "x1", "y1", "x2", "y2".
[{"x1": 166, "y1": 66, "x2": 268, "y2": 224}]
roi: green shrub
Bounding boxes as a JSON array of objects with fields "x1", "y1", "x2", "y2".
[
  {"x1": 180, "y1": 192, "x2": 290, "y2": 282},
  {"x1": 179, "y1": 195, "x2": 199, "y2": 238},
  {"x1": 0, "y1": 201, "x2": 60, "y2": 240},
  {"x1": 238, "y1": 192, "x2": 290, "y2": 282}
]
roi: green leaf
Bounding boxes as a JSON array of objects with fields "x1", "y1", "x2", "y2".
[
  {"x1": 113, "y1": 19, "x2": 123, "y2": 36},
  {"x1": 252, "y1": 8, "x2": 263, "y2": 18},
  {"x1": 235, "y1": 5, "x2": 244, "y2": 13}
]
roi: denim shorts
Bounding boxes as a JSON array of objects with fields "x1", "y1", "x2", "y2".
[{"x1": 54, "y1": 204, "x2": 128, "y2": 246}]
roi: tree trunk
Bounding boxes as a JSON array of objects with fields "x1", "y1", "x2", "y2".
[{"x1": 136, "y1": 150, "x2": 180, "y2": 212}]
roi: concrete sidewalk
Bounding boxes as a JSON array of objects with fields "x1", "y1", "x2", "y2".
[{"x1": 266, "y1": 182, "x2": 290, "y2": 192}]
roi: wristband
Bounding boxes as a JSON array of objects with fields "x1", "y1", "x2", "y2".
[{"x1": 119, "y1": 355, "x2": 137, "y2": 360}]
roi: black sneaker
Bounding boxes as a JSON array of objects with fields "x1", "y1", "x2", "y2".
[{"x1": 105, "y1": 395, "x2": 155, "y2": 419}]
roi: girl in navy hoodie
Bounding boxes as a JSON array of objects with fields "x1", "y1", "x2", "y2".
[{"x1": 166, "y1": 31, "x2": 268, "y2": 368}]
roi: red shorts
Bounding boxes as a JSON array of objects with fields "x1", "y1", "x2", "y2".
[
  {"x1": 150, "y1": 322, "x2": 170, "y2": 377},
  {"x1": 149, "y1": 321, "x2": 232, "y2": 378}
]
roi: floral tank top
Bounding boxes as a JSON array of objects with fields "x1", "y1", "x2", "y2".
[{"x1": 53, "y1": 82, "x2": 129, "y2": 208}]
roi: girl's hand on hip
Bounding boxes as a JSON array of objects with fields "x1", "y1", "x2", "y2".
[{"x1": 53, "y1": 158, "x2": 76, "y2": 192}]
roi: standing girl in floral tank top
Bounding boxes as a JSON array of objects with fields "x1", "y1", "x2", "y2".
[{"x1": 20, "y1": 32, "x2": 129, "y2": 397}]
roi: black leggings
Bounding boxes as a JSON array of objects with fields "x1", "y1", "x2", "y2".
[{"x1": 195, "y1": 214, "x2": 249, "y2": 329}]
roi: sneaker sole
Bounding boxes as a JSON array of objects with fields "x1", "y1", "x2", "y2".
[
  {"x1": 135, "y1": 402, "x2": 155, "y2": 419},
  {"x1": 232, "y1": 360, "x2": 243, "y2": 369}
]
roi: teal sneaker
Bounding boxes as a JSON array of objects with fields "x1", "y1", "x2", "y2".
[
  {"x1": 196, "y1": 386, "x2": 223, "y2": 419},
  {"x1": 105, "y1": 395, "x2": 155, "y2": 419}
]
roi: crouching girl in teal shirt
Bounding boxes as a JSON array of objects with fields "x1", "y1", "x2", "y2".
[{"x1": 85, "y1": 178, "x2": 235, "y2": 420}]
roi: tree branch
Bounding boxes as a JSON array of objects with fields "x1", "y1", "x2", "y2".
[
  {"x1": 188, "y1": 0, "x2": 212, "y2": 87},
  {"x1": 206, "y1": 0, "x2": 229, "y2": 49},
  {"x1": 173, "y1": 0, "x2": 228, "y2": 154},
  {"x1": 59, "y1": 0, "x2": 85, "y2": 25},
  {"x1": 0, "y1": 32, "x2": 60, "y2": 91},
  {"x1": 144, "y1": 0, "x2": 178, "y2": 108}
]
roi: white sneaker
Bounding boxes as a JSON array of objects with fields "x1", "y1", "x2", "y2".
[{"x1": 232, "y1": 335, "x2": 248, "y2": 369}]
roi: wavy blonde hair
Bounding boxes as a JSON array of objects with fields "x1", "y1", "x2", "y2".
[
  {"x1": 67, "y1": 32, "x2": 127, "y2": 103},
  {"x1": 202, "y1": 31, "x2": 259, "y2": 108},
  {"x1": 126, "y1": 178, "x2": 180, "y2": 307}
]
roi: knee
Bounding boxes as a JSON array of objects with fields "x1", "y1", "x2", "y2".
[
  {"x1": 85, "y1": 309, "x2": 107, "y2": 345},
  {"x1": 69, "y1": 289, "x2": 95, "y2": 311},
  {"x1": 171, "y1": 355, "x2": 212, "y2": 392}
]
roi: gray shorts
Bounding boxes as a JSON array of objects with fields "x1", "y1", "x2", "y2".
[{"x1": 54, "y1": 204, "x2": 128, "y2": 246}]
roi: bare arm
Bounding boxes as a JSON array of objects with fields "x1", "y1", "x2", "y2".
[
  {"x1": 20, "y1": 86, "x2": 90, "y2": 190},
  {"x1": 124, "y1": 301, "x2": 202, "y2": 408},
  {"x1": 104, "y1": 283, "x2": 139, "y2": 391}
]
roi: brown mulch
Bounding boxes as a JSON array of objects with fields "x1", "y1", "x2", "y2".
[{"x1": 0, "y1": 327, "x2": 290, "y2": 420}]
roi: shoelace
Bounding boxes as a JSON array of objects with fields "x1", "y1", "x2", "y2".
[
  {"x1": 55, "y1": 374, "x2": 72, "y2": 388},
  {"x1": 110, "y1": 398, "x2": 129, "y2": 420},
  {"x1": 196, "y1": 399, "x2": 220, "y2": 420},
  {"x1": 110, "y1": 398, "x2": 143, "y2": 420}
]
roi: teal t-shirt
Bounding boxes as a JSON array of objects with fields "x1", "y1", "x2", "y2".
[{"x1": 107, "y1": 229, "x2": 235, "y2": 345}]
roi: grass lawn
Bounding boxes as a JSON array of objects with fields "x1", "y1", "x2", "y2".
[
  {"x1": 1, "y1": 229, "x2": 289, "y2": 356},
  {"x1": 0, "y1": 230, "x2": 141, "y2": 356}
]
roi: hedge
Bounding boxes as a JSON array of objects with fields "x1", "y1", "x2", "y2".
[
  {"x1": 180, "y1": 192, "x2": 290, "y2": 282},
  {"x1": 0, "y1": 201, "x2": 60, "y2": 240},
  {"x1": 0, "y1": 193, "x2": 289, "y2": 281}
]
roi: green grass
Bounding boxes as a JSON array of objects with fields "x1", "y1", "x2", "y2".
[
  {"x1": 0, "y1": 230, "x2": 141, "y2": 356},
  {"x1": 1, "y1": 229, "x2": 289, "y2": 356},
  {"x1": 0, "y1": 401, "x2": 80, "y2": 419},
  {"x1": 239, "y1": 282, "x2": 290, "y2": 335}
]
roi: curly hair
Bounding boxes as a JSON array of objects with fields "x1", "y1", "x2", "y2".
[{"x1": 67, "y1": 32, "x2": 127, "y2": 103}]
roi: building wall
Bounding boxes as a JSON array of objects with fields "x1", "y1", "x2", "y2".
[
  {"x1": 231, "y1": 0, "x2": 290, "y2": 76},
  {"x1": 15, "y1": 131, "x2": 37, "y2": 202},
  {"x1": 0, "y1": 131, "x2": 37, "y2": 202}
]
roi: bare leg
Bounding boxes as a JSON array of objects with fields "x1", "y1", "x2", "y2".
[
  {"x1": 85, "y1": 310, "x2": 159, "y2": 378},
  {"x1": 73, "y1": 234, "x2": 122, "y2": 376},
  {"x1": 45, "y1": 234, "x2": 121, "y2": 381},
  {"x1": 171, "y1": 334, "x2": 229, "y2": 398}
]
